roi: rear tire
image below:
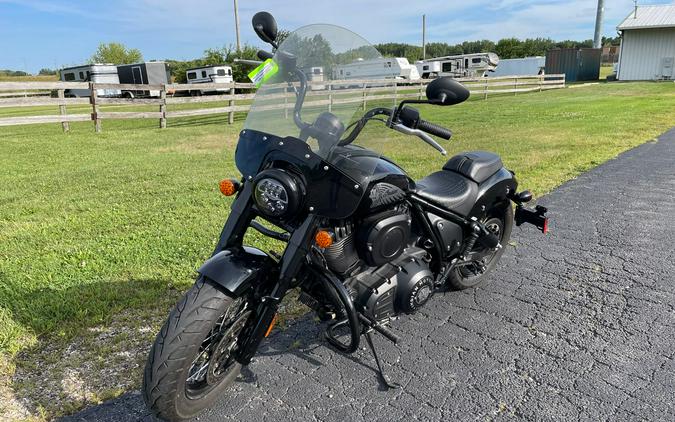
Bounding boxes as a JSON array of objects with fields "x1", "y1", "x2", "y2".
[
  {"x1": 447, "y1": 203, "x2": 513, "y2": 290},
  {"x1": 143, "y1": 276, "x2": 250, "y2": 421}
]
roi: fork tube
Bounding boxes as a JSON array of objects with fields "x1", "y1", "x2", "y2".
[{"x1": 237, "y1": 214, "x2": 319, "y2": 363}]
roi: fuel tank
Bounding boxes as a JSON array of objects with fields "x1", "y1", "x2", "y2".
[{"x1": 333, "y1": 147, "x2": 412, "y2": 192}]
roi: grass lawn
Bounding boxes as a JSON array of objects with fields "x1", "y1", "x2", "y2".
[{"x1": 0, "y1": 81, "x2": 674, "y2": 419}]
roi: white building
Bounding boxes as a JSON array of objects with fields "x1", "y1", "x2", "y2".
[{"x1": 616, "y1": 4, "x2": 675, "y2": 81}]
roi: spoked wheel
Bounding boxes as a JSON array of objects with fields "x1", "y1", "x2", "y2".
[
  {"x1": 185, "y1": 298, "x2": 251, "y2": 399},
  {"x1": 447, "y1": 203, "x2": 513, "y2": 290},
  {"x1": 143, "y1": 277, "x2": 254, "y2": 421}
]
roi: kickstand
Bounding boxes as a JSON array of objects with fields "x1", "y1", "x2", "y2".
[{"x1": 364, "y1": 331, "x2": 400, "y2": 390}]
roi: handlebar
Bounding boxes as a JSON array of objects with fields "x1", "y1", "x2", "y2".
[{"x1": 417, "y1": 119, "x2": 452, "y2": 140}]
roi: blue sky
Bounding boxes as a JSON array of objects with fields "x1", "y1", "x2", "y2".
[{"x1": 1, "y1": 0, "x2": 672, "y2": 73}]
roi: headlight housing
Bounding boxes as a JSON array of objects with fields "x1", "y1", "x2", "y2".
[{"x1": 253, "y1": 169, "x2": 303, "y2": 218}]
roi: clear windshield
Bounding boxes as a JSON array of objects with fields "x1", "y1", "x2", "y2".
[{"x1": 242, "y1": 24, "x2": 402, "y2": 179}]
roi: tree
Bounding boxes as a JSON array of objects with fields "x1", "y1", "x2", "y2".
[
  {"x1": 90, "y1": 42, "x2": 143, "y2": 64},
  {"x1": 167, "y1": 44, "x2": 260, "y2": 83},
  {"x1": 275, "y1": 29, "x2": 292, "y2": 47},
  {"x1": 38, "y1": 68, "x2": 57, "y2": 75}
]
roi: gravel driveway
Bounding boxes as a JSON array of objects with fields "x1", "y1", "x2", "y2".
[{"x1": 62, "y1": 128, "x2": 675, "y2": 422}]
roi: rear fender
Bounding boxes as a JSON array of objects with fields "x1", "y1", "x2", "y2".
[
  {"x1": 198, "y1": 246, "x2": 277, "y2": 296},
  {"x1": 468, "y1": 167, "x2": 518, "y2": 217}
]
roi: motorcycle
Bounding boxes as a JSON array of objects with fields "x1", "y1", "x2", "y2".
[{"x1": 143, "y1": 11, "x2": 549, "y2": 421}]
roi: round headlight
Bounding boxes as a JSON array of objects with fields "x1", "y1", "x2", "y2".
[
  {"x1": 252, "y1": 169, "x2": 303, "y2": 218},
  {"x1": 255, "y1": 178, "x2": 289, "y2": 216}
]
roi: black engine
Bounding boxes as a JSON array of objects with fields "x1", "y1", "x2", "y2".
[{"x1": 321, "y1": 184, "x2": 435, "y2": 323}]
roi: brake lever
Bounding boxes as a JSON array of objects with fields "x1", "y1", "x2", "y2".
[{"x1": 391, "y1": 123, "x2": 447, "y2": 156}]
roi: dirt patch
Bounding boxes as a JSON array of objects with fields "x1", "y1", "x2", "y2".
[
  {"x1": 1, "y1": 289, "x2": 308, "y2": 421},
  {"x1": 6, "y1": 305, "x2": 172, "y2": 421}
]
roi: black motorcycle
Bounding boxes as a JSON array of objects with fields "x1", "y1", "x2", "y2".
[{"x1": 143, "y1": 12, "x2": 549, "y2": 421}]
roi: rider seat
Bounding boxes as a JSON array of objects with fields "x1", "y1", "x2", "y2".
[
  {"x1": 413, "y1": 151, "x2": 503, "y2": 216},
  {"x1": 443, "y1": 151, "x2": 503, "y2": 184}
]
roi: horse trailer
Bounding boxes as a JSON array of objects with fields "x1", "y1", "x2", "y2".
[
  {"x1": 186, "y1": 65, "x2": 233, "y2": 95},
  {"x1": 117, "y1": 62, "x2": 171, "y2": 98},
  {"x1": 59, "y1": 64, "x2": 121, "y2": 97},
  {"x1": 415, "y1": 53, "x2": 500, "y2": 78}
]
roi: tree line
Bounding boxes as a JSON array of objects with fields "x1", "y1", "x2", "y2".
[{"x1": 375, "y1": 36, "x2": 620, "y2": 63}]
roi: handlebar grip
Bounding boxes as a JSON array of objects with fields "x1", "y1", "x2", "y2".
[{"x1": 417, "y1": 120, "x2": 453, "y2": 140}]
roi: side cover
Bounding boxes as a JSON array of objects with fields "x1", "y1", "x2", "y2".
[{"x1": 198, "y1": 246, "x2": 276, "y2": 296}]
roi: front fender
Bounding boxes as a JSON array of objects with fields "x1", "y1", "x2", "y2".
[{"x1": 198, "y1": 246, "x2": 276, "y2": 296}]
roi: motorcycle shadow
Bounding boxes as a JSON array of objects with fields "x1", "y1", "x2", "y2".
[{"x1": 241, "y1": 313, "x2": 392, "y2": 391}]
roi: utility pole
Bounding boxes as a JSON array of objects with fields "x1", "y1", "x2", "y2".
[
  {"x1": 234, "y1": 0, "x2": 241, "y2": 52},
  {"x1": 633, "y1": 0, "x2": 638, "y2": 19},
  {"x1": 593, "y1": 0, "x2": 605, "y2": 48},
  {"x1": 422, "y1": 14, "x2": 426, "y2": 60}
]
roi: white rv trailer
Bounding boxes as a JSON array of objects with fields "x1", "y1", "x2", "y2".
[
  {"x1": 415, "y1": 53, "x2": 500, "y2": 78},
  {"x1": 303, "y1": 66, "x2": 325, "y2": 90},
  {"x1": 186, "y1": 65, "x2": 233, "y2": 95},
  {"x1": 488, "y1": 57, "x2": 545, "y2": 77},
  {"x1": 59, "y1": 64, "x2": 122, "y2": 97},
  {"x1": 332, "y1": 57, "x2": 420, "y2": 82}
]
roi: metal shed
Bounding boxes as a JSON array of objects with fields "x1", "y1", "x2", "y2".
[
  {"x1": 545, "y1": 48, "x2": 601, "y2": 82},
  {"x1": 616, "y1": 5, "x2": 675, "y2": 81}
]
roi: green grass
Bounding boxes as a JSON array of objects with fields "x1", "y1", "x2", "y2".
[
  {"x1": 0, "y1": 81, "x2": 673, "y2": 418},
  {"x1": 0, "y1": 75, "x2": 58, "y2": 82}
]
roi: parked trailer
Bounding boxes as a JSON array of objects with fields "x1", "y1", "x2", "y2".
[
  {"x1": 304, "y1": 66, "x2": 325, "y2": 90},
  {"x1": 415, "y1": 53, "x2": 499, "y2": 78},
  {"x1": 117, "y1": 61, "x2": 171, "y2": 98},
  {"x1": 186, "y1": 65, "x2": 233, "y2": 95},
  {"x1": 332, "y1": 57, "x2": 420, "y2": 82},
  {"x1": 59, "y1": 64, "x2": 121, "y2": 97},
  {"x1": 488, "y1": 57, "x2": 545, "y2": 77}
]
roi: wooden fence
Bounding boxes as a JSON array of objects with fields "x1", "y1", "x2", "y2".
[{"x1": 0, "y1": 74, "x2": 565, "y2": 132}]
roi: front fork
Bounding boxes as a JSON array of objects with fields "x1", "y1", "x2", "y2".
[{"x1": 213, "y1": 182, "x2": 320, "y2": 364}]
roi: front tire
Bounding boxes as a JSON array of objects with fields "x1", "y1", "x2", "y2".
[
  {"x1": 143, "y1": 276, "x2": 251, "y2": 421},
  {"x1": 447, "y1": 203, "x2": 513, "y2": 290}
]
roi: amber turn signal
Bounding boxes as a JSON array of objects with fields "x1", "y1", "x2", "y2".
[
  {"x1": 315, "y1": 230, "x2": 334, "y2": 248},
  {"x1": 219, "y1": 179, "x2": 239, "y2": 196}
]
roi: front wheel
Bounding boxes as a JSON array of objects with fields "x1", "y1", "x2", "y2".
[
  {"x1": 447, "y1": 203, "x2": 513, "y2": 290},
  {"x1": 143, "y1": 276, "x2": 252, "y2": 421}
]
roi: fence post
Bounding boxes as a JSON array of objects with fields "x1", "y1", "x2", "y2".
[
  {"x1": 90, "y1": 82, "x2": 101, "y2": 133},
  {"x1": 393, "y1": 81, "x2": 398, "y2": 107},
  {"x1": 483, "y1": 78, "x2": 488, "y2": 100},
  {"x1": 418, "y1": 80, "x2": 423, "y2": 100},
  {"x1": 58, "y1": 89, "x2": 69, "y2": 133},
  {"x1": 514, "y1": 77, "x2": 518, "y2": 96},
  {"x1": 539, "y1": 75, "x2": 543, "y2": 92},
  {"x1": 228, "y1": 83, "x2": 235, "y2": 124},
  {"x1": 328, "y1": 83, "x2": 333, "y2": 112},
  {"x1": 284, "y1": 89, "x2": 289, "y2": 119},
  {"x1": 362, "y1": 82, "x2": 367, "y2": 111},
  {"x1": 159, "y1": 84, "x2": 167, "y2": 129}
]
